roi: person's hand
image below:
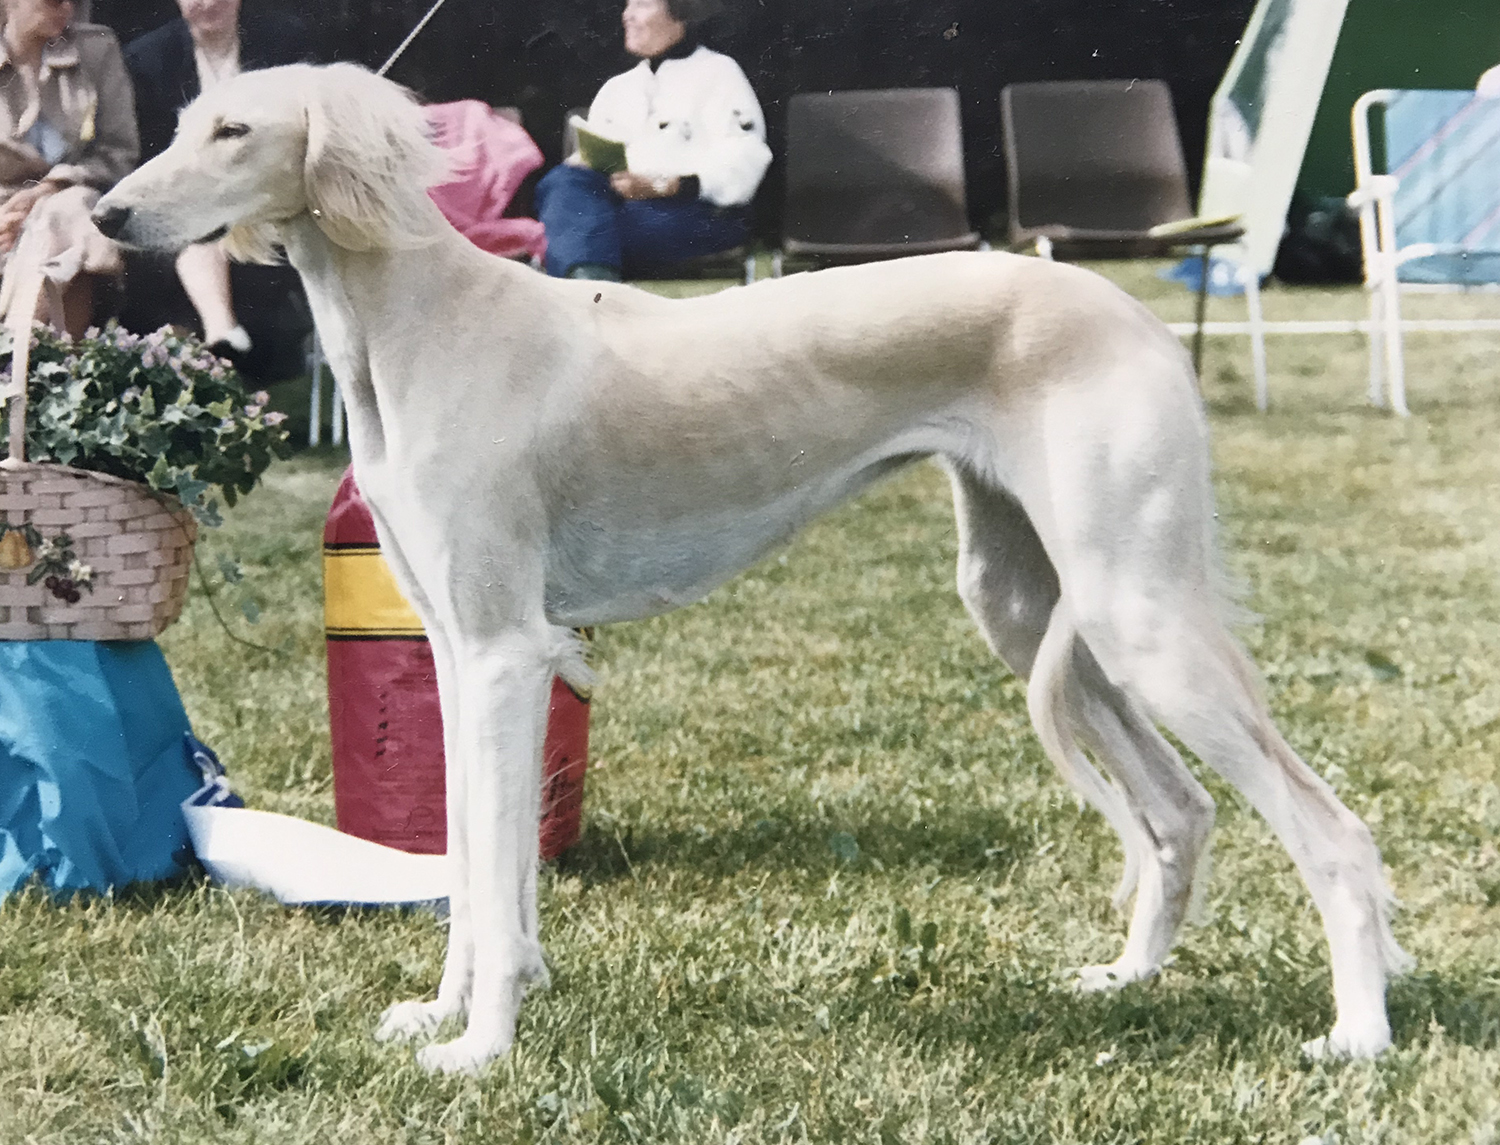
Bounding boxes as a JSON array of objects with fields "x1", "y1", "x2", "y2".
[
  {"x1": 0, "y1": 197, "x2": 35, "y2": 255},
  {"x1": 3, "y1": 182, "x2": 57, "y2": 217},
  {"x1": 610, "y1": 171, "x2": 680, "y2": 200},
  {"x1": 0, "y1": 182, "x2": 58, "y2": 252}
]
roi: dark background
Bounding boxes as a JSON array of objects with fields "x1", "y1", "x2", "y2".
[
  {"x1": 92, "y1": 0, "x2": 1257, "y2": 240},
  {"x1": 91, "y1": 2, "x2": 1500, "y2": 238}
]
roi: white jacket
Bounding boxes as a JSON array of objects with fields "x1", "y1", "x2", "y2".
[{"x1": 587, "y1": 46, "x2": 771, "y2": 208}]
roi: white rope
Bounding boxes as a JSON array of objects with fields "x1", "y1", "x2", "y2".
[{"x1": 377, "y1": 0, "x2": 453, "y2": 77}]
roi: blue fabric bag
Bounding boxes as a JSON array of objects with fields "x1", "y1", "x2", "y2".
[{"x1": 0, "y1": 642, "x2": 202, "y2": 899}]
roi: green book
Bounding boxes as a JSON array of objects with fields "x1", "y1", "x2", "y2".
[{"x1": 570, "y1": 116, "x2": 628, "y2": 174}]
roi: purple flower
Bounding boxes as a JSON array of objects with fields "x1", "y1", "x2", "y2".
[{"x1": 264, "y1": 411, "x2": 287, "y2": 427}]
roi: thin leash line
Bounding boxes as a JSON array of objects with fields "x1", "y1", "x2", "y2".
[{"x1": 377, "y1": 0, "x2": 452, "y2": 78}]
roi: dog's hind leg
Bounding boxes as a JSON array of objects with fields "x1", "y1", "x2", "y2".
[
  {"x1": 1063, "y1": 641, "x2": 1216, "y2": 989},
  {"x1": 1081, "y1": 602, "x2": 1408, "y2": 1057},
  {"x1": 1029, "y1": 390, "x2": 1408, "y2": 1057},
  {"x1": 948, "y1": 467, "x2": 1215, "y2": 986},
  {"x1": 415, "y1": 626, "x2": 559, "y2": 1075}
]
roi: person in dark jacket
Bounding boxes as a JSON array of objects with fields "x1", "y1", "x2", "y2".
[{"x1": 123, "y1": 0, "x2": 311, "y2": 366}]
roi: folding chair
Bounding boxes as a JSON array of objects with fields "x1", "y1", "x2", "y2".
[
  {"x1": 775, "y1": 88, "x2": 981, "y2": 275},
  {"x1": 1349, "y1": 89, "x2": 1500, "y2": 415},
  {"x1": 1000, "y1": 80, "x2": 1243, "y2": 378},
  {"x1": 561, "y1": 109, "x2": 757, "y2": 285}
]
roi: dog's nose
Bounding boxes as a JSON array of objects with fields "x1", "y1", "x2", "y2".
[{"x1": 91, "y1": 203, "x2": 131, "y2": 239}]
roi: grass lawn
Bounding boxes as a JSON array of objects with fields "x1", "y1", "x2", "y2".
[{"x1": 1, "y1": 262, "x2": 1497, "y2": 1143}]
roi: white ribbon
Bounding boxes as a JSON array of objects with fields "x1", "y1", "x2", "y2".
[{"x1": 181, "y1": 760, "x2": 448, "y2": 906}]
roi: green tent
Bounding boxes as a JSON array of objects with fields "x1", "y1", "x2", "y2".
[{"x1": 1299, "y1": 0, "x2": 1500, "y2": 197}]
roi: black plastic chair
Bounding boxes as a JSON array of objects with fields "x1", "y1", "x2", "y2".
[
  {"x1": 1000, "y1": 79, "x2": 1243, "y2": 372},
  {"x1": 775, "y1": 88, "x2": 981, "y2": 275}
]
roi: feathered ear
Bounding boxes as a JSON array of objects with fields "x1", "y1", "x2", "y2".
[
  {"x1": 302, "y1": 64, "x2": 450, "y2": 251},
  {"x1": 221, "y1": 222, "x2": 283, "y2": 265}
]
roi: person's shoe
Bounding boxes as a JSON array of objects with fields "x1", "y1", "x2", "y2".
[
  {"x1": 565, "y1": 264, "x2": 622, "y2": 282},
  {"x1": 206, "y1": 325, "x2": 252, "y2": 366}
]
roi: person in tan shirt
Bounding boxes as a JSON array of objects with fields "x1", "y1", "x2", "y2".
[{"x1": 0, "y1": 0, "x2": 137, "y2": 335}]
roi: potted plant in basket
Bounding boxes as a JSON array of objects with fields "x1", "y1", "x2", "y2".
[
  {"x1": 0, "y1": 322, "x2": 291, "y2": 640},
  {"x1": 0, "y1": 321, "x2": 293, "y2": 903}
]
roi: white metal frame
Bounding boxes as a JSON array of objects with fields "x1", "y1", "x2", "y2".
[
  {"x1": 1196, "y1": 0, "x2": 1349, "y2": 411},
  {"x1": 307, "y1": 330, "x2": 344, "y2": 447},
  {"x1": 1347, "y1": 89, "x2": 1500, "y2": 416}
]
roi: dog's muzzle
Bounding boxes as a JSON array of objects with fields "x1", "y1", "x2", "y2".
[{"x1": 90, "y1": 202, "x2": 130, "y2": 239}]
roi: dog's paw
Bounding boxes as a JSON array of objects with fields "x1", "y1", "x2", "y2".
[
  {"x1": 1301, "y1": 1021, "x2": 1391, "y2": 1062},
  {"x1": 376, "y1": 999, "x2": 458, "y2": 1044},
  {"x1": 416, "y1": 1032, "x2": 508, "y2": 1076},
  {"x1": 1072, "y1": 959, "x2": 1158, "y2": 993}
]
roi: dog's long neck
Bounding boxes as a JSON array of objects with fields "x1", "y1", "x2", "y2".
[{"x1": 279, "y1": 211, "x2": 479, "y2": 470}]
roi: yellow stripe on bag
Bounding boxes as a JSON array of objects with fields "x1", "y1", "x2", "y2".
[{"x1": 323, "y1": 546, "x2": 427, "y2": 638}]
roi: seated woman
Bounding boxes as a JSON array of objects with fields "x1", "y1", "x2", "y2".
[
  {"x1": 125, "y1": 0, "x2": 311, "y2": 364},
  {"x1": 0, "y1": 0, "x2": 137, "y2": 337},
  {"x1": 536, "y1": 0, "x2": 771, "y2": 280}
]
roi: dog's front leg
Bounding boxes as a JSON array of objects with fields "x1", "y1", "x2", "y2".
[
  {"x1": 415, "y1": 629, "x2": 557, "y2": 1075},
  {"x1": 376, "y1": 622, "x2": 475, "y2": 1043}
]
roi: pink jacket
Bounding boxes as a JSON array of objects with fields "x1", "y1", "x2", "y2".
[{"x1": 426, "y1": 100, "x2": 547, "y2": 262}]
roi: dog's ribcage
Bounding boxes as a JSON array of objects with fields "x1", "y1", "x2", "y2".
[{"x1": 528, "y1": 264, "x2": 1014, "y2": 626}]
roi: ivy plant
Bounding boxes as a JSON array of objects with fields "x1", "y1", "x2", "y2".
[{"x1": 0, "y1": 322, "x2": 291, "y2": 526}]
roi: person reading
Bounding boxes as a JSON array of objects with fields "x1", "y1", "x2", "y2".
[{"x1": 535, "y1": 0, "x2": 771, "y2": 280}]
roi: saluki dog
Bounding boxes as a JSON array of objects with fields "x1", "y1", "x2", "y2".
[{"x1": 93, "y1": 63, "x2": 1409, "y2": 1074}]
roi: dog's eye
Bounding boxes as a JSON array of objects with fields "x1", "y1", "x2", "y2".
[{"x1": 213, "y1": 122, "x2": 250, "y2": 141}]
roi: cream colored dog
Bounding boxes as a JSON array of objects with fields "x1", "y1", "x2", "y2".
[{"x1": 94, "y1": 63, "x2": 1409, "y2": 1074}]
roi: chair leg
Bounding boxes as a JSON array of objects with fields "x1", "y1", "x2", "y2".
[
  {"x1": 744, "y1": 251, "x2": 756, "y2": 285},
  {"x1": 1366, "y1": 287, "x2": 1384, "y2": 408},
  {"x1": 309, "y1": 330, "x2": 324, "y2": 448},
  {"x1": 1382, "y1": 274, "x2": 1408, "y2": 416},
  {"x1": 331, "y1": 379, "x2": 345, "y2": 447},
  {"x1": 1035, "y1": 235, "x2": 1054, "y2": 260},
  {"x1": 771, "y1": 250, "x2": 783, "y2": 278},
  {"x1": 1192, "y1": 249, "x2": 1210, "y2": 380},
  {"x1": 1242, "y1": 267, "x2": 1268, "y2": 412}
]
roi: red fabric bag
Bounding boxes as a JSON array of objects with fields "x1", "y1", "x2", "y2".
[{"x1": 323, "y1": 469, "x2": 587, "y2": 860}]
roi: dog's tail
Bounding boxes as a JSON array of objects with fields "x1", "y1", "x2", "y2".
[{"x1": 1026, "y1": 599, "x2": 1143, "y2": 910}]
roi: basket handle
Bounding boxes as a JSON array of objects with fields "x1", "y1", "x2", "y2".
[{"x1": 2, "y1": 236, "x2": 72, "y2": 466}]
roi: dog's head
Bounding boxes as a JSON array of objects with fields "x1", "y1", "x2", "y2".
[{"x1": 93, "y1": 63, "x2": 448, "y2": 261}]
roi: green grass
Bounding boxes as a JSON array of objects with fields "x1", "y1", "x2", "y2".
[{"x1": 2, "y1": 264, "x2": 1499, "y2": 1143}]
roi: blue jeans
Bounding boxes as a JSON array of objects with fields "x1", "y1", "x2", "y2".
[{"x1": 536, "y1": 165, "x2": 750, "y2": 277}]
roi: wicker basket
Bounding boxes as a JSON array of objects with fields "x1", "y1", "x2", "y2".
[{"x1": 0, "y1": 261, "x2": 197, "y2": 642}]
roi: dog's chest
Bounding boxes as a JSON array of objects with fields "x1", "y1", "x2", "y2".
[
  {"x1": 541, "y1": 508, "x2": 796, "y2": 625},
  {"x1": 540, "y1": 452, "x2": 921, "y2": 626}
]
